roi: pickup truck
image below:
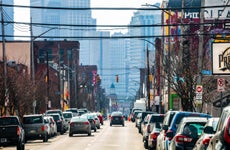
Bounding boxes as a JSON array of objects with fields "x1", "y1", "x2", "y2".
[{"x1": 0, "y1": 116, "x2": 25, "y2": 150}]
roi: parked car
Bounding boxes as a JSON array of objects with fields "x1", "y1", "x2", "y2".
[
  {"x1": 139, "y1": 111, "x2": 155, "y2": 134},
  {"x1": 63, "y1": 111, "x2": 73, "y2": 124},
  {"x1": 207, "y1": 106, "x2": 230, "y2": 150},
  {"x1": 44, "y1": 116, "x2": 57, "y2": 137},
  {"x1": 23, "y1": 114, "x2": 49, "y2": 142},
  {"x1": 65, "y1": 108, "x2": 79, "y2": 116},
  {"x1": 148, "y1": 122, "x2": 162, "y2": 150},
  {"x1": 168, "y1": 117, "x2": 208, "y2": 150},
  {"x1": 45, "y1": 109, "x2": 68, "y2": 132},
  {"x1": 91, "y1": 113, "x2": 101, "y2": 129},
  {"x1": 69, "y1": 116, "x2": 91, "y2": 137},
  {"x1": 135, "y1": 112, "x2": 143, "y2": 128},
  {"x1": 0, "y1": 116, "x2": 25, "y2": 150},
  {"x1": 142, "y1": 114, "x2": 164, "y2": 149},
  {"x1": 47, "y1": 113, "x2": 65, "y2": 134},
  {"x1": 43, "y1": 116, "x2": 52, "y2": 138},
  {"x1": 110, "y1": 111, "x2": 125, "y2": 126},
  {"x1": 82, "y1": 113, "x2": 97, "y2": 132},
  {"x1": 158, "y1": 111, "x2": 211, "y2": 150},
  {"x1": 194, "y1": 117, "x2": 219, "y2": 150},
  {"x1": 131, "y1": 110, "x2": 143, "y2": 122},
  {"x1": 156, "y1": 111, "x2": 177, "y2": 150}
]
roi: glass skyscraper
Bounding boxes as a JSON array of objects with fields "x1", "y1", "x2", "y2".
[
  {"x1": 127, "y1": 4, "x2": 161, "y2": 98},
  {"x1": 30, "y1": 0, "x2": 96, "y2": 40}
]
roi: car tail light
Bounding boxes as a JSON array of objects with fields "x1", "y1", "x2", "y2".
[
  {"x1": 84, "y1": 122, "x2": 89, "y2": 125},
  {"x1": 70, "y1": 122, "x2": 74, "y2": 126},
  {"x1": 150, "y1": 132, "x2": 159, "y2": 140},
  {"x1": 41, "y1": 125, "x2": 47, "y2": 132},
  {"x1": 202, "y1": 137, "x2": 211, "y2": 145},
  {"x1": 17, "y1": 127, "x2": 20, "y2": 136},
  {"x1": 175, "y1": 134, "x2": 192, "y2": 143},
  {"x1": 93, "y1": 120, "x2": 96, "y2": 124},
  {"x1": 224, "y1": 117, "x2": 230, "y2": 144},
  {"x1": 111, "y1": 116, "x2": 113, "y2": 120}
]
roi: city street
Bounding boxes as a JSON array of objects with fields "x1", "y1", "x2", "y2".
[{"x1": 1, "y1": 120, "x2": 145, "y2": 150}]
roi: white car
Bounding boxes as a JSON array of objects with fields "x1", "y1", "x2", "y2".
[{"x1": 44, "y1": 116, "x2": 57, "y2": 137}]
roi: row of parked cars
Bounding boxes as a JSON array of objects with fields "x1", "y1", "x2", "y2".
[
  {"x1": 0, "y1": 108, "x2": 104, "y2": 150},
  {"x1": 132, "y1": 105, "x2": 230, "y2": 150}
]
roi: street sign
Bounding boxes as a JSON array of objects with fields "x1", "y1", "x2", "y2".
[
  {"x1": 196, "y1": 85, "x2": 203, "y2": 100},
  {"x1": 217, "y1": 78, "x2": 225, "y2": 92}
]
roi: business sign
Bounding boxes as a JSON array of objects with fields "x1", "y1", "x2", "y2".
[
  {"x1": 205, "y1": 0, "x2": 230, "y2": 20},
  {"x1": 212, "y1": 42, "x2": 230, "y2": 75}
]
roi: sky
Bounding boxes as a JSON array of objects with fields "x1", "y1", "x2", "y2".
[{"x1": 14, "y1": 0, "x2": 162, "y2": 36}]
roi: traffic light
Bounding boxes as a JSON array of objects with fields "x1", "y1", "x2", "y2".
[{"x1": 116, "y1": 75, "x2": 119, "y2": 82}]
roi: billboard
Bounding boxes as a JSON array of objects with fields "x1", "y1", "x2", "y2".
[{"x1": 212, "y1": 42, "x2": 230, "y2": 75}]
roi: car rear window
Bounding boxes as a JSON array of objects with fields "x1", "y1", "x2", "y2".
[
  {"x1": 150, "y1": 115, "x2": 164, "y2": 123},
  {"x1": 23, "y1": 116, "x2": 43, "y2": 124},
  {"x1": 0, "y1": 117, "x2": 19, "y2": 125},
  {"x1": 63, "y1": 113, "x2": 72, "y2": 118}
]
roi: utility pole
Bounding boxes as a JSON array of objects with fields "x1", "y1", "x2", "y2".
[
  {"x1": 146, "y1": 45, "x2": 151, "y2": 111},
  {"x1": 197, "y1": 0, "x2": 204, "y2": 112},
  {"x1": 167, "y1": 9, "x2": 171, "y2": 111},
  {"x1": 1, "y1": 0, "x2": 7, "y2": 115}
]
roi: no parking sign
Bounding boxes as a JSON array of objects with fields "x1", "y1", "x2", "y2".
[
  {"x1": 196, "y1": 85, "x2": 203, "y2": 100},
  {"x1": 217, "y1": 78, "x2": 225, "y2": 92}
]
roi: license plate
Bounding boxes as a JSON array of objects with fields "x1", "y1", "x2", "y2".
[
  {"x1": 0, "y1": 138, "x2": 7, "y2": 143},
  {"x1": 115, "y1": 118, "x2": 119, "y2": 120},
  {"x1": 30, "y1": 130, "x2": 36, "y2": 133}
]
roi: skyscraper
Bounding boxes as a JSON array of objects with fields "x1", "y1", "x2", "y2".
[
  {"x1": 30, "y1": 0, "x2": 96, "y2": 40},
  {"x1": 127, "y1": 4, "x2": 161, "y2": 98}
]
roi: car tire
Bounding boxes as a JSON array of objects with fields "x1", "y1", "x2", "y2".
[
  {"x1": 144, "y1": 140, "x2": 148, "y2": 149},
  {"x1": 69, "y1": 133, "x2": 73, "y2": 137},
  {"x1": 43, "y1": 133, "x2": 48, "y2": 142},
  {"x1": 94, "y1": 127, "x2": 97, "y2": 132},
  {"x1": 17, "y1": 142, "x2": 24, "y2": 150},
  {"x1": 88, "y1": 132, "x2": 91, "y2": 136}
]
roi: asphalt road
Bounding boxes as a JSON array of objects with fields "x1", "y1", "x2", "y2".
[{"x1": 1, "y1": 120, "x2": 145, "y2": 150}]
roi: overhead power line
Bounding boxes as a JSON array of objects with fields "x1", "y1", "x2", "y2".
[{"x1": 2, "y1": 4, "x2": 230, "y2": 11}]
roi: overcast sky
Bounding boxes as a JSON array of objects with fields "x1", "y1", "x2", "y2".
[{"x1": 14, "y1": 0, "x2": 162, "y2": 35}]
